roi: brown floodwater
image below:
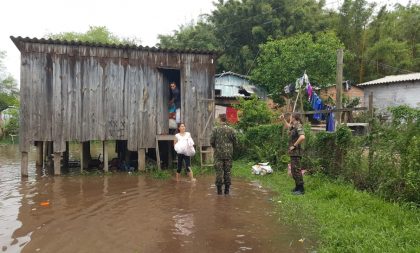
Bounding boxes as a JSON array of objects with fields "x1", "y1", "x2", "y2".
[{"x1": 0, "y1": 144, "x2": 311, "y2": 253}]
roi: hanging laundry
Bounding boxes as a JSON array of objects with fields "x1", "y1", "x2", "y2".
[
  {"x1": 289, "y1": 83, "x2": 296, "y2": 94},
  {"x1": 295, "y1": 78, "x2": 304, "y2": 90},
  {"x1": 325, "y1": 106, "x2": 335, "y2": 132},
  {"x1": 306, "y1": 83, "x2": 313, "y2": 101},
  {"x1": 311, "y1": 93, "x2": 323, "y2": 121},
  {"x1": 284, "y1": 84, "x2": 290, "y2": 94},
  {"x1": 303, "y1": 73, "x2": 309, "y2": 84}
]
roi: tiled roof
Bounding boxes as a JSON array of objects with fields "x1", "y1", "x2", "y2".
[
  {"x1": 10, "y1": 36, "x2": 219, "y2": 55},
  {"x1": 358, "y1": 73, "x2": 420, "y2": 86}
]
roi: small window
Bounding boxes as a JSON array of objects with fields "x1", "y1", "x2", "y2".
[{"x1": 215, "y1": 89, "x2": 221, "y2": 96}]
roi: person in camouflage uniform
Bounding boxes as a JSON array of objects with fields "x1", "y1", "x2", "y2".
[
  {"x1": 280, "y1": 113, "x2": 306, "y2": 195},
  {"x1": 210, "y1": 114, "x2": 237, "y2": 195}
]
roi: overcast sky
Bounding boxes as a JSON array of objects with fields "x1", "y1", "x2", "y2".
[{"x1": 0, "y1": 0, "x2": 415, "y2": 84}]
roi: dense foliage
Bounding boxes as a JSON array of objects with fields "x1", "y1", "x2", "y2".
[
  {"x1": 234, "y1": 98, "x2": 420, "y2": 205},
  {"x1": 47, "y1": 26, "x2": 140, "y2": 45},
  {"x1": 158, "y1": 0, "x2": 420, "y2": 86},
  {"x1": 251, "y1": 32, "x2": 344, "y2": 95},
  {"x1": 0, "y1": 51, "x2": 19, "y2": 139}
]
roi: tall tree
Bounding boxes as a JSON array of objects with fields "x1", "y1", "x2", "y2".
[
  {"x1": 157, "y1": 0, "x2": 333, "y2": 74},
  {"x1": 337, "y1": 0, "x2": 374, "y2": 83},
  {"x1": 359, "y1": 3, "x2": 420, "y2": 80},
  {"x1": 210, "y1": 0, "x2": 331, "y2": 74},
  {"x1": 251, "y1": 32, "x2": 344, "y2": 100},
  {"x1": 157, "y1": 19, "x2": 220, "y2": 50}
]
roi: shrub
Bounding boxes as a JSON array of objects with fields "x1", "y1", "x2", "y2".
[{"x1": 235, "y1": 124, "x2": 287, "y2": 167}]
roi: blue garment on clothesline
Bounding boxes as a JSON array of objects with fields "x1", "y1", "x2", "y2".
[
  {"x1": 326, "y1": 106, "x2": 335, "y2": 132},
  {"x1": 311, "y1": 93, "x2": 323, "y2": 121}
]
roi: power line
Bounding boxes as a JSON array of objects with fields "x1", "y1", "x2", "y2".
[{"x1": 245, "y1": 48, "x2": 261, "y2": 76}]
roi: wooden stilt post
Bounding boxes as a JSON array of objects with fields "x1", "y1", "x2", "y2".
[
  {"x1": 138, "y1": 148, "x2": 146, "y2": 171},
  {"x1": 156, "y1": 138, "x2": 161, "y2": 171},
  {"x1": 43, "y1": 141, "x2": 48, "y2": 163},
  {"x1": 36, "y1": 141, "x2": 44, "y2": 167},
  {"x1": 83, "y1": 142, "x2": 91, "y2": 169},
  {"x1": 80, "y1": 142, "x2": 84, "y2": 173},
  {"x1": 103, "y1": 141, "x2": 108, "y2": 172},
  {"x1": 53, "y1": 152, "x2": 61, "y2": 175},
  {"x1": 63, "y1": 142, "x2": 69, "y2": 169},
  {"x1": 21, "y1": 152, "x2": 29, "y2": 177}
]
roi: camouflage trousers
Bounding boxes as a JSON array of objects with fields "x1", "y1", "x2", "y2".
[
  {"x1": 291, "y1": 156, "x2": 304, "y2": 186},
  {"x1": 214, "y1": 159, "x2": 232, "y2": 187}
]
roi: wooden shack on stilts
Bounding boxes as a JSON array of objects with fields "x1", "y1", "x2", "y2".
[{"x1": 12, "y1": 36, "x2": 217, "y2": 176}]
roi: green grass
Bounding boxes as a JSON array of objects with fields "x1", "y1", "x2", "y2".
[{"x1": 232, "y1": 160, "x2": 420, "y2": 253}]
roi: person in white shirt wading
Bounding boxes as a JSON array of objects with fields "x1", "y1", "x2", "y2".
[{"x1": 174, "y1": 123, "x2": 196, "y2": 182}]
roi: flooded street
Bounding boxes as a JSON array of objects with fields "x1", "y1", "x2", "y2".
[{"x1": 1, "y1": 144, "x2": 308, "y2": 253}]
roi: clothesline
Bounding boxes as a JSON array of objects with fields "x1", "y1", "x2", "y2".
[
  {"x1": 286, "y1": 72, "x2": 336, "y2": 131},
  {"x1": 284, "y1": 107, "x2": 367, "y2": 115}
]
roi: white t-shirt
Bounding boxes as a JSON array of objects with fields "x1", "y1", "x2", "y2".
[{"x1": 175, "y1": 132, "x2": 191, "y2": 143}]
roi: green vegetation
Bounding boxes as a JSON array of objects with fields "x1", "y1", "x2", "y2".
[
  {"x1": 233, "y1": 95, "x2": 274, "y2": 130},
  {"x1": 251, "y1": 32, "x2": 344, "y2": 95},
  {"x1": 0, "y1": 135, "x2": 17, "y2": 145},
  {"x1": 0, "y1": 51, "x2": 19, "y2": 140},
  {"x1": 232, "y1": 160, "x2": 420, "y2": 253},
  {"x1": 46, "y1": 26, "x2": 140, "y2": 45},
  {"x1": 228, "y1": 98, "x2": 420, "y2": 251},
  {"x1": 158, "y1": 0, "x2": 420, "y2": 85},
  {"x1": 232, "y1": 95, "x2": 420, "y2": 206}
]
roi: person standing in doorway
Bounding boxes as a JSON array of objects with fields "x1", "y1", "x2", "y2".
[
  {"x1": 279, "y1": 113, "x2": 306, "y2": 195},
  {"x1": 210, "y1": 114, "x2": 237, "y2": 195},
  {"x1": 174, "y1": 123, "x2": 196, "y2": 182},
  {"x1": 169, "y1": 82, "x2": 181, "y2": 123}
]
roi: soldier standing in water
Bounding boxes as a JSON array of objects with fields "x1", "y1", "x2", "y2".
[{"x1": 210, "y1": 114, "x2": 237, "y2": 195}]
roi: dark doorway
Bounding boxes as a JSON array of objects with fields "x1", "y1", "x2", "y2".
[{"x1": 158, "y1": 68, "x2": 181, "y2": 168}]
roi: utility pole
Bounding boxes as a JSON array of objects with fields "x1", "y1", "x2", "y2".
[{"x1": 336, "y1": 49, "x2": 344, "y2": 126}]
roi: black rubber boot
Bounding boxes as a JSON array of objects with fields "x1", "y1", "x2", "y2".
[
  {"x1": 217, "y1": 185, "x2": 223, "y2": 195},
  {"x1": 224, "y1": 185, "x2": 230, "y2": 195},
  {"x1": 293, "y1": 184, "x2": 305, "y2": 195}
]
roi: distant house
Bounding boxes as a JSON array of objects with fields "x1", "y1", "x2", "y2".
[
  {"x1": 319, "y1": 81, "x2": 364, "y2": 106},
  {"x1": 357, "y1": 73, "x2": 420, "y2": 113},
  {"x1": 214, "y1": 71, "x2": 268, "y2": 123},
  {"x1": 215, "y1": 71, "x2": 267, "y2": 99}
]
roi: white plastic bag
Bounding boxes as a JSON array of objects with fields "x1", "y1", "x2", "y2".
[
  {"x1": 252, "y1": 163, "x2": 273, "y2": 175},
  {"x1": 175, "y1": 137, "x2": 195, "y2": 157},
  {"x1": 185, "y1": 137, "x2": 196, "y2": 156},
  {"x1": 174, "y1": 141, "x2": 185, "y2": 154}
]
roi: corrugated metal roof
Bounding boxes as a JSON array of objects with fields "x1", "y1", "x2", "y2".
[
  {"x1": 216, "y1": 95, "x2": 252, "y2": 99},
  {"x1": 358, "y1": 73, "x2": 420, "y2": 86},
  {"x1": 10, "y1": 36, "x2": 219, "y2": 55},
  {"x1": 215, "y1": 71, "x2": 249, "y2": 79}
]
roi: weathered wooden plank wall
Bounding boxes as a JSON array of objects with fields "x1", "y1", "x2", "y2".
[{"x1": 14, "y1": 39, "x2": 216, "y2": 153}]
